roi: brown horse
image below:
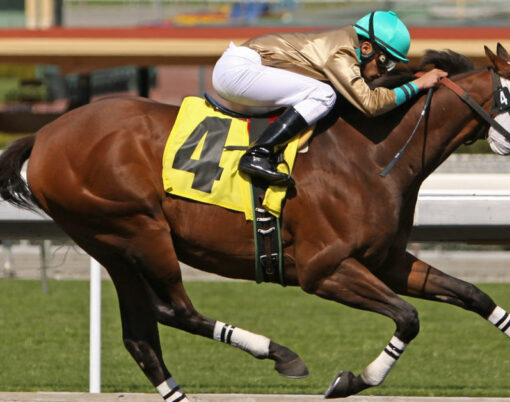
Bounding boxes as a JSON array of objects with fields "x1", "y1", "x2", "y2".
[{"x1": 1, "y1": 45, "x2": 510, "y2": 400}]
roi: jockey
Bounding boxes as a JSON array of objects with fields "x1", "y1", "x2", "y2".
[{"x1": 212, "y1": 10, "x2": 447, "y2": 186}]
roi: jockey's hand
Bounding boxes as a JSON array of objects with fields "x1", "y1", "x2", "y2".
[{"x1": 413, "y1": 68, "x2": 448, "y2": 90}]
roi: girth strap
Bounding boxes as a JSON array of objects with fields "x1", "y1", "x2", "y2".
[{"x1": 251, "y1": 178, "x2": 285, "y2": 286}]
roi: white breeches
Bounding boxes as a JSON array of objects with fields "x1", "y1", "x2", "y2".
[{"x1": 212, "y1": 42, "x2": 337, "y2": 125}]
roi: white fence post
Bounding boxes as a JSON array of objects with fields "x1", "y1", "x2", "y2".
[{"x1": 89, "y1": 258, "x2": 101, "y2": 393}]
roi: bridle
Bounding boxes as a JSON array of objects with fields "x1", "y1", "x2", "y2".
[
  {"x1": 440, "y1": 67, "x2": 510, "y2": 139},
  {"x1": 490, "y1": 67, "x2": 510, "y2": 115},
  {"x1": 380, "y1": 67, "x2": 510, "y2": 177}
]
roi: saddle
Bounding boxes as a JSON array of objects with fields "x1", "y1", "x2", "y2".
[{"x1": 204, "y1": 93, "x2": 285, "y2": 120}]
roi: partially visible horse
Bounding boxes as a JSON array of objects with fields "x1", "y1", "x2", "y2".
[{"x1": 1, "y1": 45, "x2": 510, "y2": 400}]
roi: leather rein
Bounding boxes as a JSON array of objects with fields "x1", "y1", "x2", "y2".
[{"x1": 380, "y1": 67, "x2": 510, "y2": 177}]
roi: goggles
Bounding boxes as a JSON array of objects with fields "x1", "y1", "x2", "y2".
[{"x1": 377, "y1": 52, "x2": 396, "y2": 72}]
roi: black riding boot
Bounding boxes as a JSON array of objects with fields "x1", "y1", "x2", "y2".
[{"x1": 239, "y1": 107, "x2": 308, "y2": 186}]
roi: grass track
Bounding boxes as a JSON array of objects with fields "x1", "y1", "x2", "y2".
[{"x1": 1, "y1": 280, "x2": 510, "y2": 396}]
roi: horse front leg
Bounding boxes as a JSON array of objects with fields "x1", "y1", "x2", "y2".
[
  {"x1": 378, "y1": 251, "x2": 510, "y2": 338},
  {"x1": 300, "y1": 256, "x2": 420, "y2": 398}
]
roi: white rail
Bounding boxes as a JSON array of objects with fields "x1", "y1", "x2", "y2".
[{"x1": 412, "y1": 174, "x2": 510, "y2": 241}]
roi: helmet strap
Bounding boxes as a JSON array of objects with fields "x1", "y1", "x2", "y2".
[
  {"x1": 360, "y1": 12, "x2": 376, "y2": 64},
  {"x1": 368, "y1": 12, "x2": 375, "y2": 43},
  {"x1": 360, "y1": 50, "x2": 375, "y2": 64}
]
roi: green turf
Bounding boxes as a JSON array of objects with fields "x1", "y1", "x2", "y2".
[{"x1": 1, "y1": 280, "x2": 510, "y2": 396}]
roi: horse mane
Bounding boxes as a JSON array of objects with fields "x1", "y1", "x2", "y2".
[
  {"x1": 419, "y1": 49, "x2": 475, "y2": 75},
  {"x1": 369, "y1": 49, "x2": 475, "y2": 90}
]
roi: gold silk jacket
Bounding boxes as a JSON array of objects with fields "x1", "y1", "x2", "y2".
[{"x1": 243, "y1": 26, "x2": 398, "y2": 117}]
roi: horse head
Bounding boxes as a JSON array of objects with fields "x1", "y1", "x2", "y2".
[{"x1": 484, "y1": 44, "x2": 510, "y2": 155}]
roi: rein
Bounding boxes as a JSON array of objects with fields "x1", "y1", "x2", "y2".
[{"x1": 380, "y1": 88, "x2": 433, "y2": 177}]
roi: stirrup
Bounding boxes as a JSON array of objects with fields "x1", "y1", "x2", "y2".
[{"x1": 240, "y1": 164, "x2": 295, "y2": 186}]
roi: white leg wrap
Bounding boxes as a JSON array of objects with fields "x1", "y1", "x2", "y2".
[
  {"x1": 213, "y1": 321, "x2": 270, "y2": 358},
  {"x1": 360, "y1": 336, "x2": 407, "y2": 386},
  {"x1": 488, "y1": 306, "x2": 510, "y2": 337},
  {"x1": 156, "y1": 377, "x2": 189, "y2": 402}
]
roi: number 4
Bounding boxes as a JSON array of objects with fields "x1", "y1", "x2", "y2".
[
  {"x1": 172, "y1": 116, "x2": 232, "y2": 193},
  {"x1": 500, "y1": 89, "x2": 509, "y2": 106}
]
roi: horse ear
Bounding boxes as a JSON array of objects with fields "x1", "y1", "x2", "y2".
[
  {"x1": 496, "y1": 43, "x2": 510, "y2": 61},
  {"x1": 485, "y1": 45, "x2": 510, "y2": 77},
  {"x1": 485, "y1": 46, "x2": 497, "y2": 65}
]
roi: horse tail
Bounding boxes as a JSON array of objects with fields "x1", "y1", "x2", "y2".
[{"x1": 0, "y1": 135, "x2": 40, "y2": 212}]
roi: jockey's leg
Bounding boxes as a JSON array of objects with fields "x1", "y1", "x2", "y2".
[
  {"x1": 212, "y1": 43, "x2": 336, "y2": 185},
  {"x1": 300, "y1": 256, "x2": 419, "y2": 398},
  {"x1": 238, "y1": 106, "x2": 307, "y2": 185},
  {"x1": 377, "y1": 251, "x2": 510, "y2": 338}
]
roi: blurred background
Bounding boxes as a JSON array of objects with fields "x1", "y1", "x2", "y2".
[
  {"x1": 0, "y1": 0, "x2": 508, "y2": 143},
  {"x1": 0, "y1": 1, "x2": 508, "y2": 141},
  {"x1": 15, "y1": 0, "x2": 510, "y2": 28},
  {"x1": 0, "y1": 0, "x2": 509, "y2": 282}
]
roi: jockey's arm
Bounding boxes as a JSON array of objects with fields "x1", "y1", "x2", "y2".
[
  {"x1": 412, "y1": 69, "x2": 448, "y2": 90},
  {"x1": 323, "y1": 48, "x2": 433, "y2": 117}
]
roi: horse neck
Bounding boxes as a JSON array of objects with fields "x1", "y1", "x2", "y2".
[
  {"x1": 394, "y1": 68, "x2": 492, "y2": 187},
  {"x1": 310, "y1": 70, "x2": 492, "y2": 198}
]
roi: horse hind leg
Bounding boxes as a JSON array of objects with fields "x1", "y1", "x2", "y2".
[
  {"x1": 379, "y1": 252, "x2": 510, "y2": 339},
  {"x1": 299, "y1": 256, "x2": 419, "y2": 398},
  {"x1": 70, "y1": 234, "x2": 190, "y2": 401},
  {"x1": 67, "y1": 206, "x2": 306, "y2": 401},
  {"x1": 108, "y1": 266, "x2": 189, "y2": 402},
  {"x1": 140, "y1": 274, "x2": 308, "y2": 379},
  {"x1": 127, "y1": 224, "x2": 309, "y2": 380}
]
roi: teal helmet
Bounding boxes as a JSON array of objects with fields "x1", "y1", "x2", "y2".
[{"x1": 354, "y1": 11, "x2": 410, "y2": 63}]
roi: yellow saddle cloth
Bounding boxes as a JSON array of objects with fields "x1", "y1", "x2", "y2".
[{"x1": 162, "y1": 96, "x2": 302, "y2": 220}]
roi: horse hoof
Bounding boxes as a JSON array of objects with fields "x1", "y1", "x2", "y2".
[
  {"x1": 274, "y1": 355, "x2": 309, "y2": 379},
  {"x1": 269, "y1": 341, "x2": 309, "y2": 378},
  {"x1": 324, "y1": 371, "x2": 358, "y2": 398}
]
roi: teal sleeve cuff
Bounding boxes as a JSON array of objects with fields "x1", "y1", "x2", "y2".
[{"x1": 393, "y1": 82, "x2": 420, "y2": 106}]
